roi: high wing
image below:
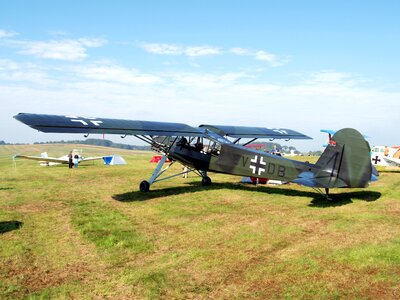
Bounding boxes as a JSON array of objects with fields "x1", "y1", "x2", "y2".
[
  {"x1": 200, "y1": 125, "x2": 312, "y2": 140},
  {"x1": 14, "y1": 154, "x2": 103, "y2": 164},
  {"x1": 14, "y1": 113, "x2": 204, "y2": 137},
  {"x1": 14, "y1": 113, "x2": 312, "y2": 141},
  {"x1": 14, "y1": 155, "x2": 69, "y2": 164}
]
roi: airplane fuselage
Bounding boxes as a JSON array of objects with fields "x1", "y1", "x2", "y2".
[{"x1": 169, "y1": 143, "x2": 315, "y2": 182}]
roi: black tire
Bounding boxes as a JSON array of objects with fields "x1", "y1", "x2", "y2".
[
  {"x1": 140, "y1": 180, "x2": 150, "y2": 192},
  {"x1": 201, "y1": 176, "x2": 212, "y2": 186}
]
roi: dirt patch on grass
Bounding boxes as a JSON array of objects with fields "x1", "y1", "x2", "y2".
[
  {"x1": 386, "y1": 202, "x2": 400, "y2": 216},
  {"x1": 11, "y1": 201, "x2": 65, "y2": 214},
  {"x1": 1, "y1": 204, "x2": 109, "y2": 298},
  {"x1": 3, "y1": 259, "x2": 91, "y2": 294}
]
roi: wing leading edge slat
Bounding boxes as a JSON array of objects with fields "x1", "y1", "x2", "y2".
[
  {"x1": 199, "y1": 124, "x2": 312, "y2": 140},
  {"x1": 14, "y1": 113, "x2": 312, "y2": 140},
  {"x1": 14, "y1": 113, "x2": 204, "y2": 137}
]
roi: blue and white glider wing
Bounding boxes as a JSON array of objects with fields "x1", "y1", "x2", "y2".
[{"x1": 14, "y1": 155, "x2": 69, "y2": 164}]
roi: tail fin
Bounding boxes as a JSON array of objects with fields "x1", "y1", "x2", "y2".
[{"x1": 315, "y1": 128, "x2": 373, "y2": 188}]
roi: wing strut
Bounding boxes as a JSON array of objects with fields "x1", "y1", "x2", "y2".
[
  {"x1": 139, "y1": 154, "x2": 198, "y2": 192},
  {"x1": 242, "y1": 138, "x2": 258, "y2": 146}
]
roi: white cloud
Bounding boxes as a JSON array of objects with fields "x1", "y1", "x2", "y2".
[
  {"x1": 140, "y1": 43, "x2": 182, "y2": 55},
  {"x1": 75, "y1": 64, "x2": 161, "y2": 85},
  {"x1": 140, "y1": 43, "x2": 284, "y2": 65},
  {"x1": 166, "y1": 71, "x2": 251, "y2": 89},
  {"x1": 16, "y1": 38, "x2": 106, "y2": 61},
  {"x1": 0, "y1": 29, "x2": 18, "y2": 38},
  {"x1": 254, "y1": 50, "x2": 277, "y2": 63},
  {"x1": 0, "y1": 59, "x2": 54, "y2": 85},
  {"x1": 140, "y1": 42, "x2": 221, "y2": 57},
  {"x1": 306, "y1": 71, "x2": 353, "y2": 84},
  {"x1": 291, "y1": 71, "x2": 367, "y2": 97},
  {"x1": 230, "y1": 47, "x2": 286, "y2": 66},
  {"x1": 230, "y1": 47, "x2": 251, "y2": 56},
  {"x1": 185, "y1": 46, "x2": 221, "y2": 56},
  {"x1": 0, "y1": 59, "x2": 19, "y2": 71}
]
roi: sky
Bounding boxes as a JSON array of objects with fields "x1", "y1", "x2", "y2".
[{"x1": 1, "y1": 1, "x2": 399, "y2": 151}]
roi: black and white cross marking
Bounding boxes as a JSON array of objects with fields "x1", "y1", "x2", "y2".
[
  {"x1": 66, "y1": 115, "x2": 103, "y2": 126},
  {"x1": 372, "y1": 156, "x2": 381, "y2": 165},
  {"x1": 250, "y1": 155, "x2": 266, "y2": 175}
]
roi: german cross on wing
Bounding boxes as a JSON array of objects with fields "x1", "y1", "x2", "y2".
[{"x1": 66, "y1": 115, "x2": 103, "y2": 126}]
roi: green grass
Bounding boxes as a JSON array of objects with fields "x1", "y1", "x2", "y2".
[{"x1": 1, "y1": 144, "x2": 400, "y2": 299}]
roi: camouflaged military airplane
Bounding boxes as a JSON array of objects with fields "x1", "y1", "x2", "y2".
[{"x1": 14, "y1": 113, "x2": 378, "y2": 200}]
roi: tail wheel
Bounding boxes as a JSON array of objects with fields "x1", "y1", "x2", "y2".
[
  {"x1": 140, "y1": 180, "x2": 150, "y2": 192},
  {"x1": 201, "y1": 176, "x2": 212, "y2": 186}
]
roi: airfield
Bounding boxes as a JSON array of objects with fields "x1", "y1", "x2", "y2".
[{"x1": 1, "y1": 144, "x2": 400, "y2": 299}]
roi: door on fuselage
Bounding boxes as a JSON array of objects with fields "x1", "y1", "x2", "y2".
[{"x1": 169, "y1": 136, "x2": 221, "y2": 170}]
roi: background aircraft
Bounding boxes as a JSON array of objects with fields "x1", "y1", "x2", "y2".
[
  {"x1": 14, "y1": 113, "x2": 378, "y2": 200},
  {"x1": 370, "y1": 145, "x2": 400, "y2": 167},
  {"x1": 14, "y1": 149, "x2": 103, "y2": 166}
]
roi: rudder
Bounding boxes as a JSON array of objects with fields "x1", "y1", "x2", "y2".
[{"x1": 315, "y1": 128, "x2": 372, "y2": 188}]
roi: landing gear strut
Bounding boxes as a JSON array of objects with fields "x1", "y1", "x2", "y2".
[
  {"x1": 201, "y1": 176, "x2": 212, "y2": 186},
  {"x1": 312, "y1": 187, "x2": 334, "y2": 201},
  {"x1": 138, "y1": 154, "x2": 210, "y2": 192},
  {"x1": 325, "y1": 188, "x2": 333, "y2": 201},
  {"x1": 200, "y1": 170, "x2": 212, "y2": 186}
]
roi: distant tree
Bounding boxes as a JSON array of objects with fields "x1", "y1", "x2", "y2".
[{"x1": 306, "y1": 150, "x2": 322, "y2": 156}]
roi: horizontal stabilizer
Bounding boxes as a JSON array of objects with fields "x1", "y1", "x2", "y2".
[{"x1": 321, "y1": 129, "x2": 369, "y2": 139}]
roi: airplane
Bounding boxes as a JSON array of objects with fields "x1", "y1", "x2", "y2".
[
  {"x1": 370, "y1": 145, "x2": 400, "y2": 167},
  {"x1": 14, "y1": 149, "x2": 103, "y2": 166},
  {"x1": 282, "y1": 149, "x2": 300, "y2": 157},
  {"x1": 14, "y1": 113, "x2": 378, "y2": 200}
]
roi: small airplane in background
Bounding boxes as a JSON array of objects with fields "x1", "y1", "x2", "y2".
[
  {"x1": 14, "y1": 149, "x2": 103, "y2": 166},
  {"x1": 282, "y1": 149, "x2": 300, "y2": 157},
  {"x1": 14, "y1": 113, "x2": 378, "y2": 200},
  {"x1": 370, "y1": 145, "x2": 400, "y2": 167}
]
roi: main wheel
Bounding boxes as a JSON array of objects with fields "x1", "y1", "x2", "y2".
[
  {"x1": 201, "y1": 176, "x2": 212, "y2": 186},
  {"x1": 140, "y1": 180, "x2": 150, "y2": 192}
]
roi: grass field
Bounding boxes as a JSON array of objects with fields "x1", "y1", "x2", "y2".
[{"x1": 1, "y1": 144, "x2": 400, "y2": 299}]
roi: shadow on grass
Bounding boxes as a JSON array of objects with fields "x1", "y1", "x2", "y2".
[
  {"x1": 377, "y1": 170, "x2": 400, "y2": 174},
  {"x1": 113, "y1": 181, "x2": 381, "y2": 207},
  {"x1": 308, "y1": 191, "x2": 382, "y2": 207},
  {"x1": 0, "y1": 187, "x2": 14, "y2": 190},
  {"x1": 0, "y1": 221, "x2": 23, "y2": 234}
]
